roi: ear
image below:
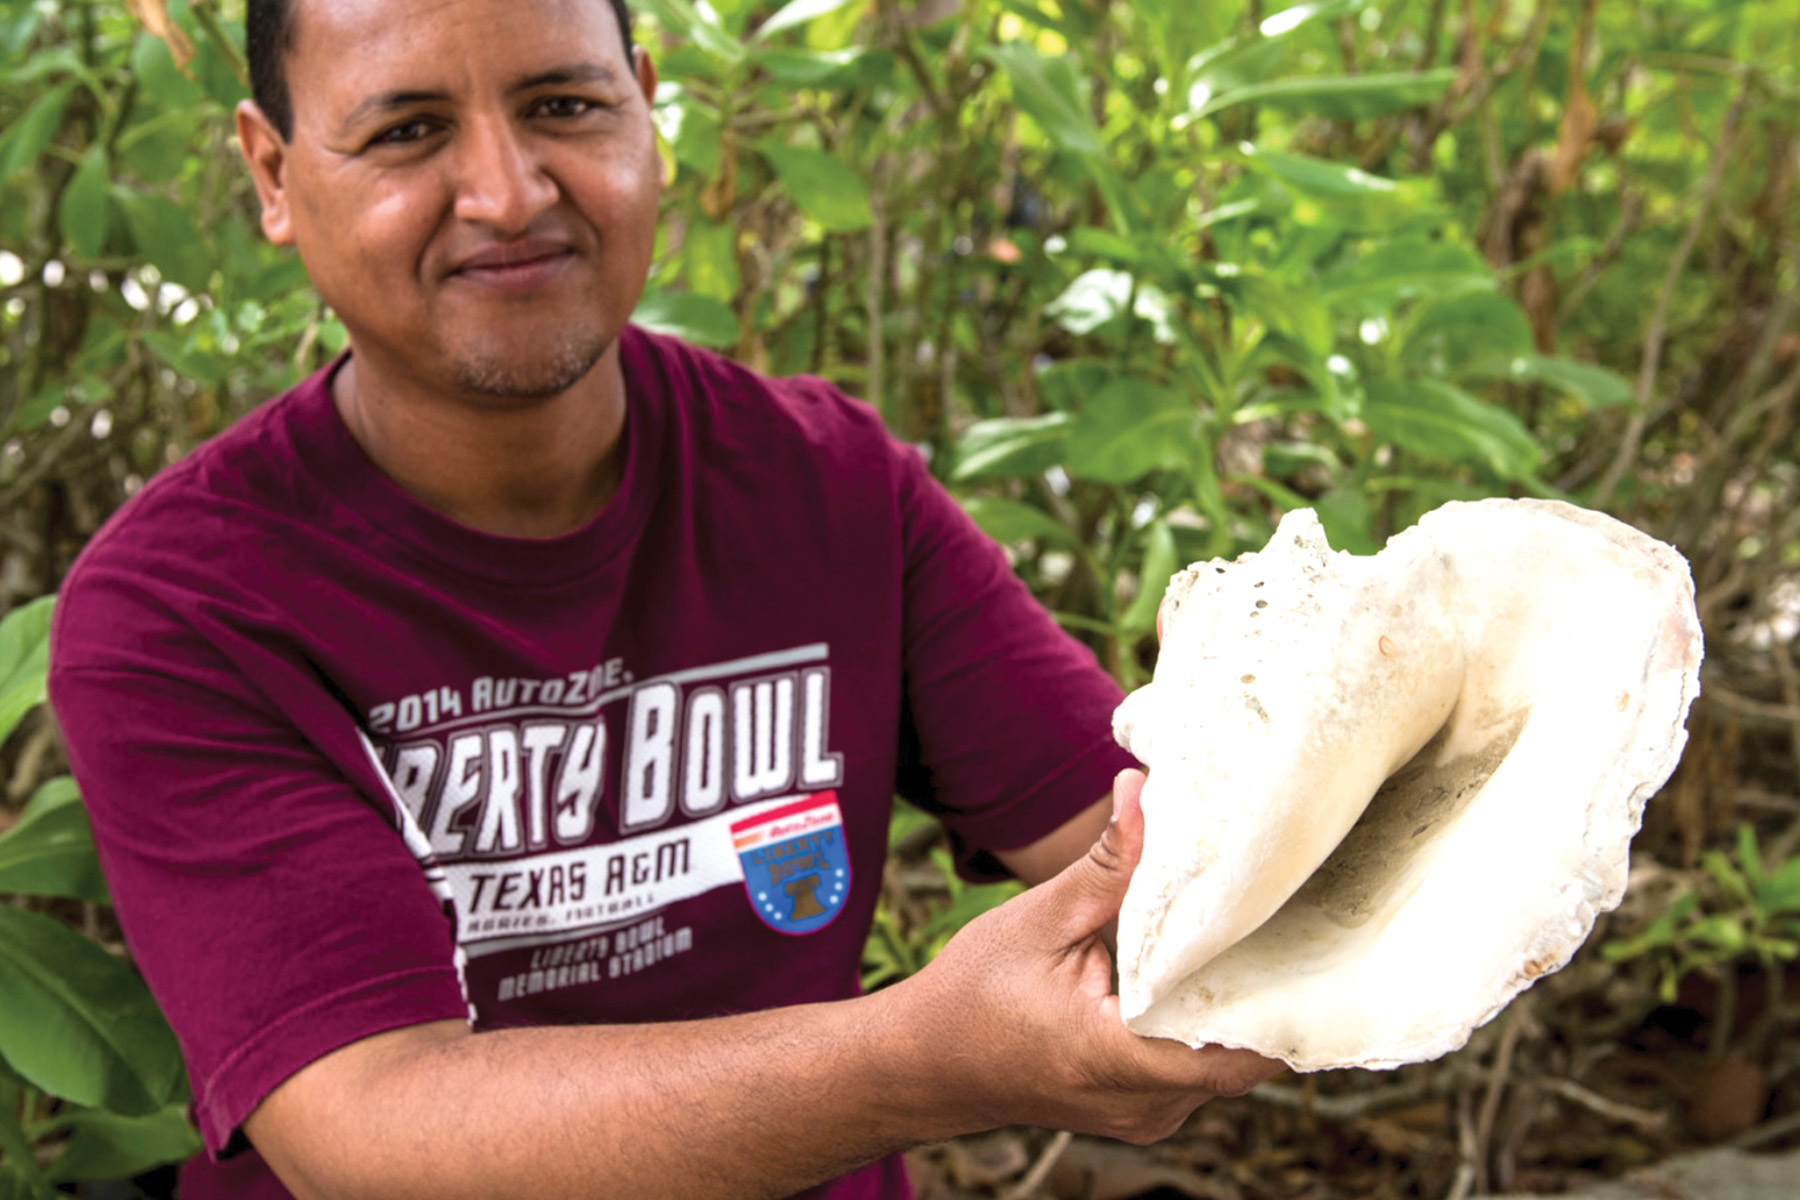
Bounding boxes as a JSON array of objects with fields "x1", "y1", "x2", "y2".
[
  {"x1": 632, "y1": 44, "x2": 658, "y2": 106},
  {"x1": 235, "y1": 100, "x2": 295, "y2": 246}
]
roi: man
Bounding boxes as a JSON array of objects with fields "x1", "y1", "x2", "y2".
[{"x1": 47, "y1": 1, "x2": 1280, "y2": 1197}]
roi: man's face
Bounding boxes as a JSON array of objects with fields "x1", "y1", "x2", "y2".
[{"x1": 240, "y1": 0, "x2": 661, "y2": 403}]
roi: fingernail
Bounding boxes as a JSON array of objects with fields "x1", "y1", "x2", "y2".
[{"x1": 1110, "y1": 785, "x2": 1123, "y2": 824}]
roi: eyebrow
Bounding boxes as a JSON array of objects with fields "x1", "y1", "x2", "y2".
[{"x1": 337, "y1": 62, "x2": 623, "y2": 135}]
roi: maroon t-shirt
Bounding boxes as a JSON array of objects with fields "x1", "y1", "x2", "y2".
[{"x1": 50, "y1": 326, "x2": 1134, "y2": 1199}]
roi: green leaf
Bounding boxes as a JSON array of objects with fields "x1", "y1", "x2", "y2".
[
  {"x1": 1759, "y1": 859, "x2": 1800, "y2": 915},
  {"x1": 634, "y1": 0, "x2": 747, "y2": 63},
  {"x1": 754, "y1": 143, "x2": 873, "y2": 232},
  {"x1": 951, "y1": 414, "x2": 1071, "y2": 481},
  {"x1": 1323, "y1": 238, "x2": 1496, "y2": 310},
  {"x1": 0, "y1": 81, "x2": 73, "y2": 183},
  {"x1": 653, "y1": 88, "x2": 722, "y2": 176},
  {"x1": 752, "y1": 0, "x2": 863, "y2": 42},
  {"x1": 1313, "y1": 487, "x2": 1380, "y2": 556},
  {"x1": 56, "y1": 143, "x2": 111, "y2": 260},
  {"x1": 1122, "y1": 520, "x2": 1179, "y2": 633},
  {"x1": 960, "y1": 496, "x2": 1077, "y2": 549},
  {"x1": 1238, "y1": 146, "x2": 1427, "y2": 231},
  {"x1": 1463, "y1": 353, "x2": 1635, "y2": 411},
  {"x1": 1406, "y1": 292, "x2": 1534, "y2": 375},
  {"x1": 631, "y1": 290, "x2": 738, "y2": 349},
  {"x1": 0, "y1": 788, "x2": 105, "y2": 903},
  {"x1": 22, "y1": 777, "x2": 81, "y2": 822},
  {"x1": 139, "y1": 329, "x2": 229, "y2": 386},
  {"x1": 756, "y1": 47, "x2": 888, "y2": 87},
  {"x1": 1363, "y1": 379, "x2": 1541, "y2": 481},
  {"x1": 1065, "y1": 380, "x2": 1197, "y2": 484},
  {"x1": 0, "y1": 596, "x2": 53, "y2": 748},
  {"x1": 116, "y1": 191, "x2": 212, "y2": 291},
  {"x1": 0, "y1": 905, "x2": 184, "y2": 1115},
  {"x1": 44, "y1": 1104, "x2": 199, "y2": 1183},
  {"x1": 681, "y1": 217, "x2": 740, "y2": 302},
  {"x1": 1195, "y1": 69, "x2": 1457, "y2": 122},
  {"x1": 982, "y1": 43, "x2": 1105, "y2": 159}
]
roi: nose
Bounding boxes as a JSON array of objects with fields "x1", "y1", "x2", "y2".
[{"x1": 452, "y1": 117, "x2": 558, "y2": 233}]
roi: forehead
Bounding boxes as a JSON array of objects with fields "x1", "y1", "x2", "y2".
[{"x1": 285, "y1": 0, "x2": 628, "y2": 106}]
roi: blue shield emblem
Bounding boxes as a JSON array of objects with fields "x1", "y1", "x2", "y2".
[{"x1": 731, "y1": 791, "x2": 851, "y2": 936}]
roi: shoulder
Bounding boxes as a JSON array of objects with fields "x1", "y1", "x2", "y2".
[
  {"x1": 624, "y1": 325, "x2": 898, "y2": 459},
  {"x1": 53, "y1": 368, "x2": 331, "y2": 671}
]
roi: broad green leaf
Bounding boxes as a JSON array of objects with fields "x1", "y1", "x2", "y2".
[
  {"x1": 752, "y1": 0, "x2": 863, "y2": 42},
  {"x1": 681, "y1": 217, "x2": 740, "y2": 302},
  {"x1": 1313, "y1": 487, "x2": 1380, "y2": 556},
  {"x1": 1062, "y1": 227, "x2": 1141, "y2": 265},
  {"x1": 128, "y1": 27, "x2": 205, "y2": 110},
  {"x1": 1406, "y1": 292, "x2": 1534, "y2": 376},
  {"x1": 634, "y1": 0, "x2": 747, "y2": 63},
  {"x1": 1232, "y1": 274, "x2": 1333, "y2": 357},
  {"x1": 14, "y1": 385, "x2": 65, "y2": 433},
  {"x1": 1066, "y1": 381, "x2": 1197, "y2": 484},
  {"x1": 1463, "y1": 353, "x2": 1634, "y2": 411},
  {"x1": 117, "y1": 191, "x2": 212, "y2": 291},
  {"x1": 1760, "y1": 859, "x2": 1800, "y2": 915},
  {"x1": 140, "y1": 329, "x2": 229, "y2": 386},
  {"x1": 1363, "y1": 379, "x2": 1541, "y2": 481},
  {"x1": 44, "y1": 1104, "x2": 199, "y2": 1184},
  {"x1": 0, "y1": 82, "x2": 74, "y2": 182},
  {"x1": 754, "y1": 143, "x2": 872, "y2": 232},
  {"x1": 982, "y1": 43, "x2": 1105, "y2": 159},
  {"x1": 1122, "y1": 520, "x2": 1179, "y2": 632},
  {"x1": 960, "y1": 497, "x2": 1077, "y2": 548},
  {"x1": 0, "y1": 790, "x2": 106, "y2": 903},
  {"x1": 21, "y1": 776, "x2": 81, "y2": 821},
  {"x1": 56, "y1": 143, "x2": 111, "y2": 260},
  {"x1": 1195, "y1": 69, "x2": 1457, "y2": 122},
  {"x1": 0, "y1": 596, "x2": 53, "y2": 747},
  {"x1": 1238, "y1": 146, "x2": 1427, "y2": 231},
  {"x1": 653, "y1": 87, "x2": 723, "y2": 176},
  {"x1": 951, "y1": 413, "x2": 1071, "y2": 481},
  {"x1": 1036, "y1": 360, "x2": 1117, "y2": 413},
  {"x1": 1323, "y1": 238, "x2": 1497, "y2": 310},
  {"x1": 756, "y1": 47, "x2": 890, "y2": 88},
  {"x1": 116, "y1": 109, "x2": 204, "y2": 183},
  {"x1": 0, "y1": 905, "x2": 184, "y2": 1115},
  {"x1": 631, "y1": 290, "x2": 738, "y2": 349}
]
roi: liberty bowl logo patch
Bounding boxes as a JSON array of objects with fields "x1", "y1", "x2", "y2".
[{"x1": 731, "y1": 791, "x2": 850, "y2": 936}]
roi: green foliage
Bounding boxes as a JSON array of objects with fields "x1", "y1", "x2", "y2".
[
  {"x1": 0, "y1": 0, "x2": 1793, "y2": 1180},
  {"x1": 0, "y1": 600, "x2": 199, "y2": 1194},
  {"x1": 1602, "y1": 825, "x2": 1800, "y2": 1005}
]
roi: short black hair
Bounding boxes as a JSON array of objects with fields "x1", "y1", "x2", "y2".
[{"x1": 247, "y1": 0, "x2": 636, "y2": 139}]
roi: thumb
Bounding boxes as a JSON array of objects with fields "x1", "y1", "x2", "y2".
[{"x1": 1033, "y1": 769, "x2": 1147, "y2": 941}]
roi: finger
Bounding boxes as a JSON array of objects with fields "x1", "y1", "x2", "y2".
[{"x1": 1032, "y1": 769, "x2": 1147, "y2": 941}]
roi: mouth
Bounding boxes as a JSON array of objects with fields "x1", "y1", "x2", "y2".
[{"x1": 449, "y1": 242, "x2": 576, "y2": 294}]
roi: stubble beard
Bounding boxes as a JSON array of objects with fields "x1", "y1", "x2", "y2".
[{"x1": 450, "y1": 329, "x2": 609, "y2": 402}]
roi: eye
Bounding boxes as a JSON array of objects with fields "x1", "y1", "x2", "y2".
[
  {"x1": 533, "y1": 95, "x2": 599, "y2": 119},
  {"x1": 369, "y1": 118, "x2": 437, "y2": 148}
]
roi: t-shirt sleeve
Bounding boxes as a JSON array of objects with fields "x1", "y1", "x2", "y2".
[
  {"x1": 891, "y1": 445, "x2": 1139, "y2": 878},
  {"x1": 49, "y1": 589, "x2": 468, "y2": 1158}
]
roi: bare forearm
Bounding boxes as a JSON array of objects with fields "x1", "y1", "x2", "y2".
[{"x1": 251, "y1": 986, "x2": 965, "y2": 1200}]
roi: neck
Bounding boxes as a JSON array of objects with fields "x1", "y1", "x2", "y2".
[{"x1": 331, "y1": 342, "x2": 629, "y2": 540}]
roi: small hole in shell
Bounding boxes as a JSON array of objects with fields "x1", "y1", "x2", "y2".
[
  {"x1": 1379, "y1": 635, "x2": 1396, "y2": 657},
  {"x1": 1255, "y1": 600, "x2": 1268, "y2": 609},
  {"x1": 1240, "y1": 674, "x2": 1256, "y2": 684}
]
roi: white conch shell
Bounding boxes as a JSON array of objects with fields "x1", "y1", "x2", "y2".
[{"x1": 1113, "y1": 498, "x2": 1702, "y2": 1072}]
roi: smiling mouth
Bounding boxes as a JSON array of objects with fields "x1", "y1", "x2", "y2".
[{"x1": 452, "y1": 247, "x2": 576, "y2": 294}]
